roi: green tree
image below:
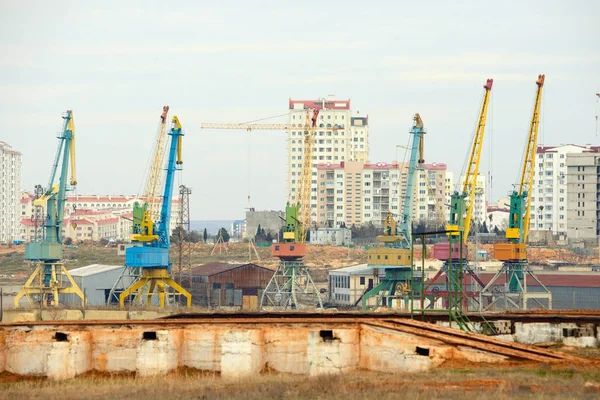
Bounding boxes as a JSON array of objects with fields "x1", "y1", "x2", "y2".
[
  {"x1": 218, "y1": 227, "x2": 230, "y2": 242},
  {"x1": 63, "y1": 237, "x2": 73, "y2": 245},
  {"x1": 482, "y1": 221, "x2": 489, "y2": 234},
  {"x1": 203, "y1": 228, "x2": 208, "y2": 243}
]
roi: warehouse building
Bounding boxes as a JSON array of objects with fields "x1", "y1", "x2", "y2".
[
  {"x1": 185, "y1": 262, "x2": 274, "y2": 308},
  {"x1": 60, "y1": 264, "x2": 131, "y2": 306},
  {"x1": 328, "y1": 264, "x2": 385, "y2": 307}
]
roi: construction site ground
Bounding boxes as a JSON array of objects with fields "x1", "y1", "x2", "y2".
[{"x1": 1, "y1": 364, "x2": 600, "y2": 399}]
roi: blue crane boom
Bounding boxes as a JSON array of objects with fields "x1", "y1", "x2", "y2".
[{"x1": 398, "y1": 113, "x2": 424, "y2": 249}]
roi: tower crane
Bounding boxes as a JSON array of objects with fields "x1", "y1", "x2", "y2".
[
  {"x1": 362, "y1": 114, "x2": 425, "y2": 309},
  {"x1": 14, "y1": 111, "x2": 85, "y2": 307},
  {"x1": 133, "y1": 105, "x2": 170, "y2": 236},
  {"x1": 425, "y1": 79, "x2": 493, "y2": 317},
  {"x1": 260, "y1": 109, "x2": 324, "y2": 310},
  {"x1": 481, "y1": 75, "x2": 552, "y2": 310},
  {"x1": 118, "y1": 115, "x2": 192, "y2": 308}
]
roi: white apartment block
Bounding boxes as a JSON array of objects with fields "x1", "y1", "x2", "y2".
[
  {"x1": 287, "y1": 98, "x2": 369, "y2": 221},
  {"x1": 566, "y1": 152, "x2": 600, "y2": 242},
  {"x1": 459, "y1": 174, "x2": 487, "y2": 226},
  {"x1": 414, "y1": 163, "x2": 448, "y2": 223},
  {"x1": 529, "y1": 144, "x2": 600, "y2": 238},
  {"x1": 0, "y1": 141, "x2": 22, "y2": 244},
  {"x1": 20, "y1": 193, "x2": 180, "y2": 242},
  {"x1": 444, "y1": 171, "x2": 454, "y2": 221}
]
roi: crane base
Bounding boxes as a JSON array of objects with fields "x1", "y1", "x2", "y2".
[
  {"x1": 119, "y1": 268, "x2": 192, "y2": 308},
  {"x1": 260, "y1": 260, "x2": 323, "y2": 310},
  {"x1": 14, "y1": 262, "x2": 85, "y2": 308}
]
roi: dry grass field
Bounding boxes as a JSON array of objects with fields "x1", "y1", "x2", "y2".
[{"x1": 1, "y1": 364, "x2": 600, "y2": 400}]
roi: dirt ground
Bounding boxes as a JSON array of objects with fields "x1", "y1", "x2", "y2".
[{"x1": 1, "y1": 364, "x2": 599, "y2": 399}]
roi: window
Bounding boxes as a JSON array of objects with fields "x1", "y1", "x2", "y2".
[{"x1": 360, "y1": 276, "x2": 365, "y2": 285}]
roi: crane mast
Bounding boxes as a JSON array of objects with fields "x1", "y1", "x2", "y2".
[{"x1": 15, "y1": 111, "x2": 85, "y2": 307}]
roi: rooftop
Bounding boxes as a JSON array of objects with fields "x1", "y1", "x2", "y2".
[
  {"x1": 67, "y1": 264, "x2": 124, "y2": 277},
  {"x1": 329, "y1": 264, "x2": 385, "y2": 276},
  {"x1": 190, "y1": 262, "x2": 273, "y2": 276}
]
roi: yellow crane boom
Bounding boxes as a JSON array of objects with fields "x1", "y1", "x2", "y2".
[
  {"x1": 460, "y1": 79, "x2": 494, "y2": 242},
  {"x1": 143, "y1": 106, "x2": 170, "y2": 219},
  {"x1": 519, "y1": 74, "x2": 545, "y2": 243},
  {"x1": 296, "y1": 109, "x2": 319, "y2": 243}
]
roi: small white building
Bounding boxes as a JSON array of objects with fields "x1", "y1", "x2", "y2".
[{"x1": 328, "y1": 264, "x2": 385, "y2": 307}]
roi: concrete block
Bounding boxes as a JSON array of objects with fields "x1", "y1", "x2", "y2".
[
  {"x1": 135, "y1": 329, "x2": 182, "y2": 377},
  {"x1": 563, "y1": 336, "x2": 598, "y2": 348},
  {"x1": 46, "y1": 331, "x2": 92, "y2": 380},
  {"x1": 4, "y1": 328, "x2": 51, "y2": 376},
  {"x1": 493, "y1": 334, "x2": 515, "y2": 342},
  {"x1": 221, "y1": 330, "x2": 264, "y2": 377},
  {"x1": 1, "y1": 310, "x2": 40, "y2": 323},
  {"x1": 263, "y1": 328, "x2": 310, "y2": 374},
  {"x1": 92, "y1": 329, "x2": 139, "y2": 373},
  {"x1": 84, "y1": 310, "x2": 128, "y2": 321},
  {"x1": 128, "y1": 311, "x2": 159, "y2": 320},
  {"x1": 182, "y1": 328, "x2": 221, "y2": 371},
  {"x1": 307, "y1": 328, "x2": 358, "y2": 376},
  {"x1": 41, "y1": 309, "x2": 83, "y2": 321},
  {"x1": 514, "y1": 322, "x2": 562, "y2": 344}
]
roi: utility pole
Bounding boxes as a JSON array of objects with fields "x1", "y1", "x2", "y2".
[{"x1": 177, "y1": 185, "x2": 192, "y2": 288}]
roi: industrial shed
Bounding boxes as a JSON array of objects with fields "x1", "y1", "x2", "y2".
[
  {"x1": 184, "y1": 262, "x2": 274, "y2": 307},
  {"x1": 60, "y1": 264, "x2": 130, "y2": 306}
]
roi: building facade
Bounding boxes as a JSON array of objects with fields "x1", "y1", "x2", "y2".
[
  {"x1": 328, "y1": 264, "x2": 385, "y2": 306},
  {"x1": 0, "y1": 141, "x2": 22, "y2": 244},
  {"x1": 529, "y1": 144, "x2": 600, "y2": 238},
  {"x1": 566, "y1": 152, "x2": 600, "y2": 242},
  {"x1": 414, "y1": 163, "x2": 448, "y2": 223},
  {"x1": 287, "y1": 98, "x2": 369, "y2": 222}
]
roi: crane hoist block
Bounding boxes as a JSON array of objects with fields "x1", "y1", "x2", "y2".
[
  {"x1": 494, "y1": 243, "x2": 527, "y2": 262},
  {"x1": 433, "y1": 242, "x2": 468, "y2": 261}
]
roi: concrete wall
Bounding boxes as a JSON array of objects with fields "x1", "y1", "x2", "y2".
[
  {"x1": 567, "y1": 152, "x2": 599, "y2": 241},
  {"x1": 0, "y1": 322, "x2": 513, "y2": 380},
  {"x1": 309, "y1": 228, "x2": 351, "y2": 246}
]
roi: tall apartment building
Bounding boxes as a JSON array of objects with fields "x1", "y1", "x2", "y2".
[
  {"x1": 566, "y1": 152, "x2": 600, "y2": 242},
  {"x1": 315, "y1": 160, "x2": 449, "y2": 228},
  {"x1": 287, "y1": 98, "x2": 369, "y2": 221},
  {"x1": 529, "y1": 144, "x2": 600, "y2": 238},
  {"x1": 0, "y1": 141, "x2": 22, "y2": 244},
  {"x1": 458, "y1": 174, "x2": 487, "y2": 225},
  {"x1": 444, "y1": 171, "x2": 454, "y2": 221}
]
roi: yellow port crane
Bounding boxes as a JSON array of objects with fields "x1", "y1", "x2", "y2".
[{"x1": 482, "y1": 74, "x2": 552, "y2": 311}]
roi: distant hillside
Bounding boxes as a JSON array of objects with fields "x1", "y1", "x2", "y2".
[{"x1": 190, "y1": 220, "x2": 236, "y2": 234}]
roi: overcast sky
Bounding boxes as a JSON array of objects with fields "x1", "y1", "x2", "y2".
[{"x1": 2, "y1": 0, "x2": 599, "y2": 220}]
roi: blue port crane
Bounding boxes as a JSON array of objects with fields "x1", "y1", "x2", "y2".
[
  {"x1": 14, "y1": 111, "x2": 85, "y2": 307},
  {"x1": 118, "y1": 115, "x2": 192, "y2": 308},
  {"x1": 362, "y1": 114, "x2": 425, "y2": 309}
]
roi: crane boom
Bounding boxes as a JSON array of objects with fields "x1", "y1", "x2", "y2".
[
  {"x1": 201, "y1": 122, "x2": 340, "y2": 131},
  {"x1": 449, "y1": 79, "x2": 493, "y2": 242},
  {"x1": 143, "y1": 106, "x2": 169, "y2": 219},
  {"x1": 518, "y1": 74, "x2": 545, "y2": 243},
  {"x1": 296, "y1": 109, "x2": 319, "y2": 244}
]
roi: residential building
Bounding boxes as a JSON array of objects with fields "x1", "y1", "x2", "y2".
[
  {"x1": 308, "y1": 227, "x2": 351, "y2": 246},
  {"x1": 230, "y1": 220, "x2": 245, "y2": 240},
  {"x1": 566, "y1": 152, "x2": 600, "y2": 242},
  {"x1": 487, "y1": 197, "x2": 510, "y2": 231},
  {"x1": 0, "y1": 141, "x2": 22, "y2": 244},
  {"x1": 444, "y1": 171, "x2": 454, "y2": 221},
  {"x1": 245, "y1": 210, "x2": 285, "y2": 239},
  {"x1": 529, "y1": 144, "x2": 600, "y2": 238},
  {"x1": 19, "y1": 193, "x2": 178, "y2": 242},
  {"x1": 287, "y1": 98, "x2": 369, "y2": 222},
  {"x1": 459, "y1": 173, "x2": 487, "y2": 225}
]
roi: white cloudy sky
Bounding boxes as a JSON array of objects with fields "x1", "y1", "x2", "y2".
[{"x1": 2, "y1": 0, "x2": 599, "y2": 220}]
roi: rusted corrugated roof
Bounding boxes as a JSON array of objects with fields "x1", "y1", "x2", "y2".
[
  {"x1": 429, "y1": 272, "x2": 600, "y2": 288},
  {"x1": 190, "y1": 262, "x2": 273, "y2": 277}
]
